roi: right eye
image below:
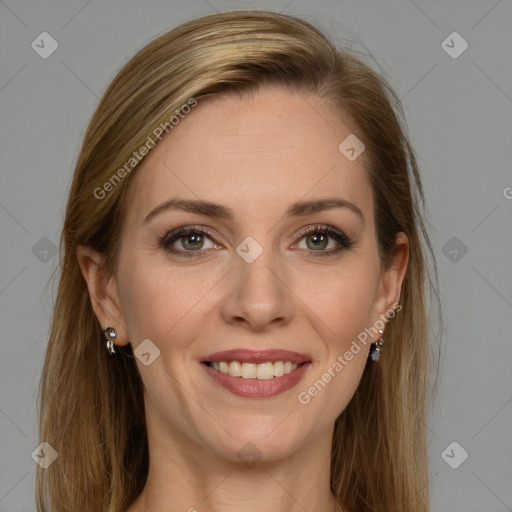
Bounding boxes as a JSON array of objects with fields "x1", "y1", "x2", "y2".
[{"x1": 160, "y1": 226, "x2": 222, "y2": 258}]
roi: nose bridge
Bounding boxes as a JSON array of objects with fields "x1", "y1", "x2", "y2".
[{"x1": 221, "y1": 233, "x2": 293, "y2": 329}]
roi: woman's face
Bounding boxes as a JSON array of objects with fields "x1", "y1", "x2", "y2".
[{"x1": 95, "y1": 87, "x2": 406, "y2": 462}]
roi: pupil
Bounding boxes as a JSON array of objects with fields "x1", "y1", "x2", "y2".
[
  {"x1": 308, "y1": 233, "x2": 327, "y2": 250},
  {"x1": 184, "y1": 233, "x2": 202, "y2": 250}
]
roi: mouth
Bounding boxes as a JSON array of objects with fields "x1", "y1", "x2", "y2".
[{"x1": 200, "y1": 349, "x2": 312, "y2": 398}]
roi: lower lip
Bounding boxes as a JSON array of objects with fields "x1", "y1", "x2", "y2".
[{"x1": 201, "y1": 362, "x2": 311, "y2": 399}]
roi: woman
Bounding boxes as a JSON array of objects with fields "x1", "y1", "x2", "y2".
[{"x1": 36, "y1": 10, "x2": 440, "y2": 512}]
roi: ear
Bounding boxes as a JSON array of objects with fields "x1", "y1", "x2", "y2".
[
  {"x1": 76, "y1": 245, "x2": 129, "y2": 346},
  {"x1": 371, "y1": 231, "x2": 409, "y2": 339}
]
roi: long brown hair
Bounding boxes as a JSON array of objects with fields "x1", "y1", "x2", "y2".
[{"x1": 36, "y1": 10, "x2": 441, "y2": 512}]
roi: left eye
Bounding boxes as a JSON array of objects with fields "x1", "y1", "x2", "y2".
[
  {"x1": 293, "y1": 226, "x2": 355, "y2": 255},
  {"x1": 297, "y1": 232, "x2": 337, "y2": 251}
]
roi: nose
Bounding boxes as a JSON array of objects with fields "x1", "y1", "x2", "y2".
[{"x1": 220, "y1": 243, "x2": 294, "y2": 331}]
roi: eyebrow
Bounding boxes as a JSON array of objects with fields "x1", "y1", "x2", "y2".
[{"x1": 143, "y1": 197, "x2": 365, "y2": 225}]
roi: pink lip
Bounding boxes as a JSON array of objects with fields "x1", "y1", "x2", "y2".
[
  {"x1": 201, "y1": 349, "x2": 311, "y2": 365},
  {"x1": 201, "y1": 360, "x2": 312, "y2": 399}
]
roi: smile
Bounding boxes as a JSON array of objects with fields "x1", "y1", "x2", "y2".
[{"x1": 200, "y1": 348, "x2": 312, "y2": 399}]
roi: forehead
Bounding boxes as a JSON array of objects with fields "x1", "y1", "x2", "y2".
[{"x1": 124, "y1": 87, "x2": 373, "y2": 224}]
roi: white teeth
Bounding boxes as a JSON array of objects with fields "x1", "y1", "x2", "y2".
[
  {"x1": 209, "y1": 360, "x2": 300, "y2": 379},
  {"x1": 229, "y1": 361, "x2": 242, "y2": 377},
  {"x1": 241, "y1": 363, "x2": 257, "y2": 379},
  {"x1": 256, "y1": 362, "x2": 274, "y2": 380},
  {"x1": 273, "y1": 360, "x2": 284, "y2": 377}
]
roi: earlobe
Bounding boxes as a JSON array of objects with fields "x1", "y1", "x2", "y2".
[{"x1": 76, "y1": 245, "x2": 129, "y2": 346}]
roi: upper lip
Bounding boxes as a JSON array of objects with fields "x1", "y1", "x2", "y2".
[{"x1": 201, "y1": 349, "x2": 311, "y2": 365}]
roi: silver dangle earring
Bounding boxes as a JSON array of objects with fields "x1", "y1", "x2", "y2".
[
  {"x1": 371, "y1": 328, "x2": 384, "y2": 361},
  {"x1": 104, "y1": 326, "x2": 117, "y2": 355}
]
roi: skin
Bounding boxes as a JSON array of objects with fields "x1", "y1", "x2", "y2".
[{"x1": 78, "y1": 86, "x2": 408, "y2": 512}]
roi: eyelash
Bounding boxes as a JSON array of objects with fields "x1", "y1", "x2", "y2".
[{"x1": 159, "y1": 224, "x2": 355, "y2": 259}]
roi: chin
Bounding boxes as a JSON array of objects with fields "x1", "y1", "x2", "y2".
[{"x1": 199, "y1": 418, "x2": 307, "y2": 464}]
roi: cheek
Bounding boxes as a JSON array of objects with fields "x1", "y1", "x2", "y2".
[
  {"x1": 295, "y1": 272, "x2": 376, "y2": 421},
  {"x1": 297, "y1": 262, "x2": 379, "y2": 343},
  {"x1": 116, "y1": 249, "x2": 220, "y2": 347},
  {"x1": 115, "y1": 246, "x2": 167, "y2": 343}
]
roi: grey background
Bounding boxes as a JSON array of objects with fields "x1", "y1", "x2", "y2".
[{"x1": 1, "y1": 0, "x2": 511, "y2": 510}]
